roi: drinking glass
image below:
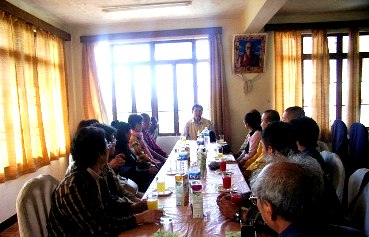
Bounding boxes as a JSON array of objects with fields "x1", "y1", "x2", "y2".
[
  {"x1": 231, "y1": 192, "x2": 243, "y2": 205},
  {"x1": 217, "y1": 146, "x2": 223, "y2": 159},
  {"x1": 219, "y1": 134, "x2": 225, "y2": 143},
  {"x1": 222, "y1": 173, "x2": 232, "y2": 190},
  {"x1": 157, "y1": 177, "x2": 166, "y2": 194},
  {"x1": 219, "y1": 159, "x2": 226, "y2": 172},
  {"x1": 147, "y1": 192, "x2": 158, "y2": 210},
  {"x1": 160, "y1": 215, "x2": 173, "y2": 233}
]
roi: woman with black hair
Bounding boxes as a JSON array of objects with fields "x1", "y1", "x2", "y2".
[
  {"x1": 235, "y1": 110, "x2": 262, "y2": 169},
  {"x1": 111, "y1": 120, "x2": 157, "y2": 192}
]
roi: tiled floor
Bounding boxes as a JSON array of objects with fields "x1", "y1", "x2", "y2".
[{"x1": 0, "y1": 222, "x2": 19, "y2": 237}]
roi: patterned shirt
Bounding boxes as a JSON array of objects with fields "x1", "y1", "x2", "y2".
[{"x1": 47, "y1": 166, "x2": 137, "y2": 236}]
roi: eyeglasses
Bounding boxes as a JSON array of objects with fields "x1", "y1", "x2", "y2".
[{"x1": 249, "y1": 194, "x2": 258, "y2": 206}]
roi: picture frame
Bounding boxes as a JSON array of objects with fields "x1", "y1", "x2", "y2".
[{"x1": 233, "y1": 34, "x2": 267, "y2": 74}]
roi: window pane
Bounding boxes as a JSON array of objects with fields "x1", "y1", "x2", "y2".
[
  {"x1": 362, "y1": 58, "x2": 369, "y2": 104},
  {"x1": 197, "y1": 62, "x2": 210, "y2": 112},
  {"x1": 303, "y1": 60, "x2": 313, "y2": 107},
  {"x1": 178, "y1": 110, "x2": 193, "y2": 135},
  {"x1": 342, "y1": 59, "x2": 348, "y2": 125},
  {"x1": 360, "y1": 105, "x2": 369, "y2": 127},
  {"x1": 359, "y1": 35, "x2": 369, "y2": 52},
  {"x1": 327, "y1": 36, "x2": 337, "y2": 53},
  {"x1": 134, "y1": 65, "x2": 151, "y2": 112},
  {"x1": 115, "y1": 66, "x2": 132, "y2": 115},
  {"x1": 303, "y1": 36, "x2": 312, "y2": 54},
  {"x1": 196, "y1": 39, "x2": 209, "y2": 60},
  {"x1": 343, "y1": 36, "x2": 348, "y2": 53},
  {"x1": 155, "y1": 42, "x2": 192, "y2": 60},
  {"x1": 156, "y1": 65, "x2": 174, "y2": 111},
  {"x1": 158, "y1": 111, "x2": 174, "y2": 133},
  {"x1": 113, "y1": 44, "x2": 150, "y2": 63},
  {"x1": 342, "y1": 59, "x2": 348, "y2": 107},
  {"x1": 329, "y1": 59, "x2": 337, "y2": 123},
  {"x1": 177, "y1": 64, "x2": 194, "y2": 111}
]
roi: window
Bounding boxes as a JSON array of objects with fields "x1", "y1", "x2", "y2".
[
  {"x1": 95, "y1": 38, "x2": 211, "y2": 135},
  {"x1": 302, "y1": 33, "x2": 369, "y2": 127}
]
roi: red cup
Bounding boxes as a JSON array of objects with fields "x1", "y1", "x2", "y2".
[
  {"x1": 220, "y1": 160, "x2": 226, "y2": 172},
  {"x1": 231, "y1": 192, "x2": 243, "y2": 205},
  {"x1": 222, "y1": 175, "x2": 231, "y2": 189}
]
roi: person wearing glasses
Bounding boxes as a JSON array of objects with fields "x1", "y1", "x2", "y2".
[
  {"x1": 217, "y1": 121, "x2": 298, "y2": 235},
  {"x1": 250, "y1": 159, "x2": 365, "y2": 237},
  {"x1": 48, "y1": 126, "x2": 163, "y2": 236}
]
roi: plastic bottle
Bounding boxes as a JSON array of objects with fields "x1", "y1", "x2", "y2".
[
  {"x1": 197, "y1": 146, "x2": 207, "y2": 178},
  {"x1": 203, "y1": 127, "x2": 210, "y2": 147}
]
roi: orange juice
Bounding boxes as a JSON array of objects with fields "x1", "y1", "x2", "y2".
[
  {"x1": 175, "y1": 173, "x2": 189, "y2": 206},
  {"x1": 147, "y1": 198, "x2": 158, "y2": 210},
  {"x1": 157, "y1": 180, "x2": 165, "y2": 193}
]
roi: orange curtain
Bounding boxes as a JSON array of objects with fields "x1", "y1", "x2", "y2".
[
  {"x1": 0, "y1": 11, "x2": 70, "y2": 182},
  {"x1": 345, "y1": 29, "x2": 360, "y2": 127},
  {"x1": 209, "y1": 33, "x2": 231, "y2": 144},
  {"x1": 82, "y1": 42, "x2": 108, "y2": 123},
  {"x1": 274, "y1": 31, "x2": 302, "y2": 115},
  {"x1": 311, "y1": 29, "x2": 330, "y2": 142}
]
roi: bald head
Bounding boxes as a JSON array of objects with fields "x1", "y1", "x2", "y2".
[
  {"x1": 250, "y1": 157, "x2": 324, "y2": 225},
  {"x1": 282, "y1": 106, "x2": 305, "y2": 122}
]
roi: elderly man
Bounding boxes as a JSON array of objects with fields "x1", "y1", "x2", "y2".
[
  {"x1": 182, "y1": 104, "x2": 213, "y2": 140},
  {"x1": 250, "y1": 160, "x2": 365, "y2": 236}
]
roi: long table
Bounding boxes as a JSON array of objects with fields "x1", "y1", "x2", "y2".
[{"x1": 119, "y1": 140, "x2": 250, "y2": 237}]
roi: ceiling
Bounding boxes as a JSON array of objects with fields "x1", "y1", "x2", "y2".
[{"x1": 8, "y1": 0, "x2": 369, "y2": 28}]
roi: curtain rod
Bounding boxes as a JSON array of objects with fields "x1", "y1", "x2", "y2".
[
  {"x1": 264, "y1": 19, "x2": 369, "y2": 32},
  {"x1": 0, "y1": 1, "x2": 71, "y2": 41},
  {"x1": 80, "y1": 27, "x2": 222, "y2": 43}
]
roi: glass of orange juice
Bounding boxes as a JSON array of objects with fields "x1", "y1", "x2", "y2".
[
  {"x1": 147, "y1": 192, "x2": 158, "y2": 210},
  {"x1": 157, "y1": 177, "x2": 166, "y2": 194}
]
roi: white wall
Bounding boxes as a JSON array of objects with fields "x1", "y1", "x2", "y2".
[{"x1": 0, "y1": 158, "x2": 68, "y2": 223}]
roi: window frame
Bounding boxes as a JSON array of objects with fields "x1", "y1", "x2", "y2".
[
  {"x1": 108, "y1": 37, "x2": 211, "y2": 136},
  {"x1": 301, "y1": 32, "x2": 369, "y2": 126}
]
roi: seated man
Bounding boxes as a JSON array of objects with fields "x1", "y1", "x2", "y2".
[
  {"x1": 250, "y1": 160, "x2": 365, "y2": 237},
  {"x1": 183, "y1": 103, "x2": 214, "y2": 140},
  {"x1": 217, "y1": 121, "x2": 298, "y2": 226},
  {"x1": 48, "y1": 126, "x2": 163, "y2": 236}
]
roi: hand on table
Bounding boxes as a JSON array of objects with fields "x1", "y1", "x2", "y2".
[
  {"x1": 217, "y1": 193, "x2": 240, "y2": 219},
  {"x1": 135, "y1": 209, "x2": 163, "y2": 224}
]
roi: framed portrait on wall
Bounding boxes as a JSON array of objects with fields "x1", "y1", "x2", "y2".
[{"x1": 233, "y1": 34, "x2": 267, "y2": 74}]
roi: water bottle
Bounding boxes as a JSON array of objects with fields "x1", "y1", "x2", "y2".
[
  {"x1": 197, "y1": 146, "x2": 207, "y2": 178},
  {"x1": 203, "y1": 127, "x2": 210, "y2": 147}
]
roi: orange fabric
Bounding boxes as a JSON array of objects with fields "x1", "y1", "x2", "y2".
[
  {"x1": 311, "y1": 29, "x2": 330, "y2": 142},
  {"x1": 209, "y1": 33, "x2": 232, "y2": 145},
  {"x1": 0, "y1": 11, "x2": 69, "y2": 182},
  {"x1": 274, "y1": 31, "x2": 303, "y2": 115},
  {"x1": 345, "y1": 29, "x2": 360, "y2": 127},
  {"x1": 81, "y1": 43, "x2": 108, "y2": 123}
]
